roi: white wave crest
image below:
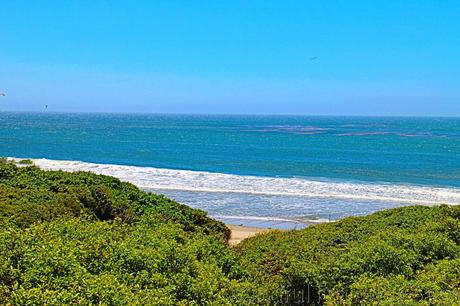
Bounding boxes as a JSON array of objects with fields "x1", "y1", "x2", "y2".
[{"x1": 12, "y1": 158, "x2": 460, "y2": 206}]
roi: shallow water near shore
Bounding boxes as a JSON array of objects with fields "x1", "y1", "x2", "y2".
[{"x1": 2, "y1": 113, "x2": 460, "y2": 228}]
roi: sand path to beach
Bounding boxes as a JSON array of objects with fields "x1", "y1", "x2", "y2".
[{"x1": 227, "y1": 224, "x2": 274, "y2": 245}]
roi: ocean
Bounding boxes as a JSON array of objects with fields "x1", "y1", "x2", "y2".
[{"x1": 1, "y1": 112, "x2": 459, "y2": 228}]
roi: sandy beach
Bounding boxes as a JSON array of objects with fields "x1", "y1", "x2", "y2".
[{"x1": 227, "y1": 224, "x2": 275, "y2": 245}]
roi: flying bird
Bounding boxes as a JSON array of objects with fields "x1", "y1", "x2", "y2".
[
  {"x1": 310, "y1": 57, "x2": 318, "y2": 61},
  {"x1": 0, "y1": 92, "x2": 6, "y2": 97}
]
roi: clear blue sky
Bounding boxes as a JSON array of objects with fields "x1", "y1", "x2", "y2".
[{"x1": 1, "y1": 1, "x2": 459, "y2": 115}]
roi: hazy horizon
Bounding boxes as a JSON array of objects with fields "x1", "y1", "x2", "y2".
[{"x1": 2, "y1": 110, "x2": 460, "y2": 119}]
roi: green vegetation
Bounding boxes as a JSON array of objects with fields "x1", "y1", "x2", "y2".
[
  {"x1": 0, "y1": 159, "x2": 228, "y2": 237},
  {"x1": 0, "y1": 159, "x2": 257, "y2": 305},
  {"x1": 237, "y1": 205, "x2": 460, "y2": 305},
  {"x1": 17, "y1": 159, "x2": 33, "y2": 165},
  {"x1": 1, "y1": 158, "x2": 460, "y2": 305}
]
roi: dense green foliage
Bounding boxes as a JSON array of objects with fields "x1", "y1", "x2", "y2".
[
  {"x1": 0, "y1": 159, "x2": 229, "y2": 238},
  {"x1": 1, "y1": 158, "x2": 460, "y2": 305},
  {"x1": 0, "y1": 159, "x2": 260, "y2": 305},
  {"x1": 237, "y1": 205, "x2": 460, "y2": 305},
  {"x1": 0, "y1": 218, "x2": 260, "y2": 305}
]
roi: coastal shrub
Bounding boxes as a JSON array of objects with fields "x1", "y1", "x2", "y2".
[
  {"x1": 17, "y1": 159, "x2": 33, "y2": 165},
  {"x1": 0, "y1": 160, "x2": 256, "y2": 304},
  {"x1": 0, "y1": 218, "x2": 260, "y2": 305},
  {"x1": 237, "y1": 205, "x2": 460, "y2": 304},
  {"x1": 0, "y1": 159, "x2": 228, "y2": 239}
]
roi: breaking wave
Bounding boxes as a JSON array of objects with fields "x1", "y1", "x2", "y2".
[{"x1": 13, "y1": 158, "x2": 460, "y2": 206}]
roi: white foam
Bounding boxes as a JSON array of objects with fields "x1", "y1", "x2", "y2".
[
  {"x1": 11, "y1": 158, "x2": 460, "y2": 206},
  {"x1": 213, "y1": 215, "x2": 310, "y2": 229},
  {"x1": 213, "y1": 215, "x2": 300, "y2": 222}
]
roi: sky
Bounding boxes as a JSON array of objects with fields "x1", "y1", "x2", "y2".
[{"x1": 1, "y1": 1, "x2": 459, "y2": 116}]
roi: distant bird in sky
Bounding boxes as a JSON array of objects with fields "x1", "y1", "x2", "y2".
[
  {"x1": 44, "y1": 105, "x2": 48, "y2": 110},
  {"x1": 310, "y1": 57, "x2": 318, "y2": 61},
  {"x1": 0, "y1": 92, "x2": 6, "y2": 96}
]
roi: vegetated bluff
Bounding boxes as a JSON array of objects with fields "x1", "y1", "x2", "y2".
[{"x1": 1, "y1": 158, "x2": 460, "y2": 305}]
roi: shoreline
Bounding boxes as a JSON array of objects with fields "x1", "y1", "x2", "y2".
[
  {"x1": 9, "y1": 158, "x2": 460, "y2": 207},
  {"x1": 214, "y1": 215, "x2": 312, "y2": 230},
  {"x1": 225, "y1": 218, "x2": 324, "y2": 245}
]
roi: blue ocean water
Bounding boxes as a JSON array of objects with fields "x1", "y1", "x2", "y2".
[{"x1": 1, "y1": 112, "x2": 460, "y2": 225}]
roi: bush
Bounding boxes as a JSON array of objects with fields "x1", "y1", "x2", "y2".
[
  {"x1": 237, "y1": 205, "x2": 460, "y2": 304},
  {"x1": 0, "y1": 218, "x2": 262, "y2": 304},
  {"x1": 17, "y1": 159, "x2": 33, "y2": 165},
  {"x1": 0, "y1": 159, "x2": 227, "y2": 238},
  {"x1": 0, "y1": 160, "x2": 257, "y2": 304}
]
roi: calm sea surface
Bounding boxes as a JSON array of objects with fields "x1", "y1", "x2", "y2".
[{"x1": 1, "y1": 112, "x2": 459, "y2": 225}]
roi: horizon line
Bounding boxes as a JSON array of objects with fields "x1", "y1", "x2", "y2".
[{"x1": 1, "y1": 110, "x2": 460, "y2": 119}]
